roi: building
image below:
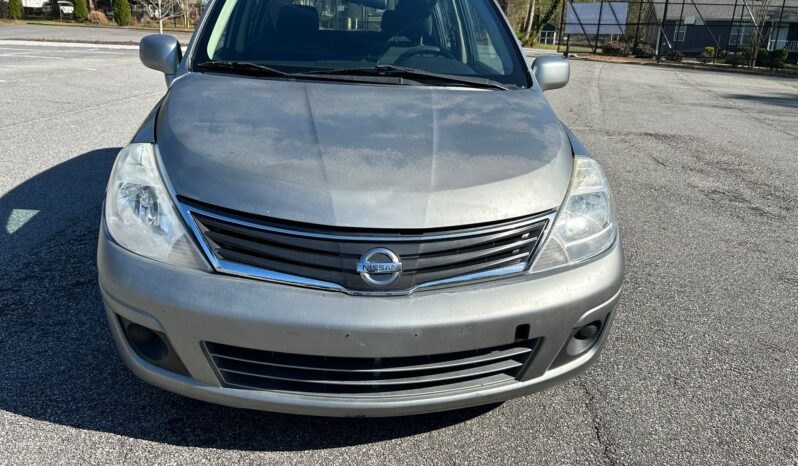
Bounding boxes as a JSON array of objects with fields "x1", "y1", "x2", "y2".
[
  {"x1": 643, "y1": 0, "x2": 798, "y2": 57},
  {"x1": 539, "y1": 23, "x2": 558, "y2": 44}
]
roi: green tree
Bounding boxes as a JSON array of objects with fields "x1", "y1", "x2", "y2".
[
  {"x1": 73, "y1": 0, "x2": 88, "y2": 21},
  {"x1": 113, "y1": 0, "x2": 131, "y2": 25},
  {"x1": 8, "y1": 0, "x2": 23, "y2": 19}
]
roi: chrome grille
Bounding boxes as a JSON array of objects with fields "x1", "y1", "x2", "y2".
[
  {"x1": 180, "y1": 199, "x2": 551, "y2": 294},
  {"x1": 205, "y1": 339, "x2": 538, "y2": 396}
]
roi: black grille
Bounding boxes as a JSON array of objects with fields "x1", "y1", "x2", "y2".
[
  {"x1": 185, "y1": 199, "x2": 549, "y2": 292},
  {"x1": 205, "y1": 339, "x2": 538, "y2": 396}
]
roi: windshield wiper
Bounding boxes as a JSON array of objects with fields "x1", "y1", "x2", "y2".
[
  {"x1": 196, "y1": 60, "x2": 291, "y2": 77},
  {"x1": 196, "y1": 61, "x2": 508, "y2": 90},
  {"x1": 305, "y1": 64, "x2": 509, "y2": 90},
  {"x1": 195, "y1": 60, "x2": 404, "y2": 85}
]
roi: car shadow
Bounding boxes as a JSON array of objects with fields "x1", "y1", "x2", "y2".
[
  {"x1": 723, "y1": 92, "x2": 798, "y2": 109},
  {"x1": 0, "y1": 148, "x2": 498, "y2": 451}
]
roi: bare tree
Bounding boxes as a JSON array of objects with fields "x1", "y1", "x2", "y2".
[
  {"x1": 523, "y1": 0, "x2": 537, "y2": 42},
  {"x1": 742, "y1": 0, "x2": 773, "y2": 68},
  {"x1": 135, "y1": 0, "x2": 183, "y2": 34}
]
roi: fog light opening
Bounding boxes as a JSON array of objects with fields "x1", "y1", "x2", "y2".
[
  {"x1": 126, "y1": 323, "x2": 170, "y2": 362},
  {"x1": 575, "y1": 322, "x2": 600, "y2": 341},
  {"x1": 567, "y1": 320, "x2": 602, "y2": 356}
]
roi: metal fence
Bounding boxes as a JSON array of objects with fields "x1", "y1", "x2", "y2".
[{"x1": 553, "y1": 0, "x2": 798, "y2": 59}]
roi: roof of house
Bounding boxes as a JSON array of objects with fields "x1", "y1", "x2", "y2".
[{"x1": 649, "y1": 0, "x2": 798, "y2": 23}]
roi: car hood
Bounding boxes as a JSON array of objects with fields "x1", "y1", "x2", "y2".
[{"x1": 156, "y1": 73, "x2": 573, "y2": 229}]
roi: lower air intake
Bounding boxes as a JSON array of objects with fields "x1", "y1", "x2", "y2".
[{"x1": 205, "y1": 339, "x2": 538, "y2": 397}]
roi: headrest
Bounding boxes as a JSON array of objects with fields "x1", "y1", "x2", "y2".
[
  {"x1": 276, "y1": 5, "x2": 319, "y2": 42},
  {"x1": 381, "y1": 10, "x2": 398, "y2": 34},
  {"x1": 383, "y1": 0, "x2": 432, "y2": 41}
]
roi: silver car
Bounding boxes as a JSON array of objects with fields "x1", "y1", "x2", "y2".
[{"x1": 98, "y1": 0, "x2": 623, "y2": 417}]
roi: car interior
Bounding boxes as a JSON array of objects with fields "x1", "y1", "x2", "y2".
[{"x1": 205, "y1": 0, "x2": 509, "y2": 76}]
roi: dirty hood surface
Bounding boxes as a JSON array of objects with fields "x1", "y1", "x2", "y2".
[{"x1": 156, "y1": 73, "x2": 573, "y2": 229}]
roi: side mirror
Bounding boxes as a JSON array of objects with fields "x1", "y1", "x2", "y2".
[
  {"x1": 532, "y1": 56, "x2": 570, "y2": 92},
  {"x1": 140, "y1": 34, "x2": 182, "y2": 85}
]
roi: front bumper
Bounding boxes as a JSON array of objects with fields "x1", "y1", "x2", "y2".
[{"x1": 98, "y1": 226, "x2": 624, "y2": 417}]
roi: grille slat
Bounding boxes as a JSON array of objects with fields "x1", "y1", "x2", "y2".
[
  {"x1": 410, "y1": 252, "x2": 532, "y2": 282},
  {"x1": 218, "y1": 249, "x2": 349, "y2": 283},
  {"x1": 223, "y1": 373, "x2": 515, "y2": 398},
  {"x1": 407, "y1": 237, "x2": 538, "y2": 271},
  {"x1": 208, "y1": 345, "x2": 533, "y2": 374},
  {"x1": 205, "y1": 230, "x2": 347, "y2": 270},
  {"x1": 217, "y1": 359, "x2": 522, "y2": 386},
  {"x1": 206, "y1": 339, "x2": 538, "y2": 396},
  {"x1": 185, "y1": 200, "x2": 550, "y2": 293}
]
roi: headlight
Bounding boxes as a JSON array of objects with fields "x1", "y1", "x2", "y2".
[
  {"x1": 531, "y1": 156, "x2": 617, "y2": 273},
  {"x1": 104, "y1": 144, "x2": 207, "y2": 269}
]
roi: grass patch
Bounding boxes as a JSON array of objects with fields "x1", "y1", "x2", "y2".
[{"x1": 525, "y1": 43, "x2": 559, "y2": 50}]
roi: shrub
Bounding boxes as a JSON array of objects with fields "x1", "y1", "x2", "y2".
[
  {"x1": 718, "y1": 49, "x2": 729, "y2": 59},
  {"x1": 87, "y1": 9, "x2": 109, "y2": 23},
  {"x1": 766, "y1": 48, "x2": 788, "y2": 69},
  {"x1": 602, "y1": 40, "x2": 631, "y2": 56},
  {"x1": 113, "y1": 0, "x2": 131, "y2": 25},
  {"x1": 8, "y1": 0, "x2": 23, "y2": 19},
  {"x1": 725, "y1": 52, "x2": 745, "y2": 68},
  {"x1": 737, "y1": 46, "x2": 752, "y2": 58},
  {"x1": 698, "y1": 46, "x2": 715, "y2": 64},
  {"x1": 73, "y1": 0, "x2": 88, "y2": 21},
  {"x1": 754, "y1": 47, "x2": 769, "y2": 66},
  {"x1": 664, "y1": 49, "x2": 683, "y2": 62},
  {"x1": 633, "y1": 43, "x2": 655, "y2": 58}
]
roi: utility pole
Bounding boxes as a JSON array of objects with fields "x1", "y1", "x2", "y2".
[
  {"x1": 656, "y1": 0, "x2": 670, "y2": 63},
  {"x1": 774, "y1": 0, "x2": 787, "y2": 50},
  {"x1": 557, "y1": 0, "x2": 567, "y2": 55},
  {"x1": 594, "y1": 0, "x2": 605, "y2": 53},
  {"x1": 728, "y1": 0, "x2": 739, "y2": 54}
]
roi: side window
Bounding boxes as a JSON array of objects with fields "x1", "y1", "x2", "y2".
[
  {"x1": 459, "y1": 0, "x2": 507, "y2": 73},
  {"x1": 434, "y1": 0, "x2": 464, "y2": 60}
]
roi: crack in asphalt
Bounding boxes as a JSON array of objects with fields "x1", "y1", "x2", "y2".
[{"x1": 578, "y1": 380, "x2": 616, "y2": 466}]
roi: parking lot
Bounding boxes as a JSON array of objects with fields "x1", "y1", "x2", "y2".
[{"x1": 1, "y1": 39, "x2": 797, "y2": 464}]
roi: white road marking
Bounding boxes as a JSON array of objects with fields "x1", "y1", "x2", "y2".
[
  {"x1": 0, "y1": 39, "x2": 138, "y2": 50},
  {"x1": 0, "y1": 46, "x2": 126, "y2": 56},
  {"x1": 0, "y1": 53, "x2": 66, "y2": 59}
]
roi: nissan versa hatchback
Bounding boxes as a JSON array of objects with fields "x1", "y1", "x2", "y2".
[{"x1": 98, "y1": 0, "x2": 623, "y2": 416}]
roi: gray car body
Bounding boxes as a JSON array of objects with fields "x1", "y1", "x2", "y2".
[{"x1": 100, "y1": 1, "x2": 624, "y2": 416}]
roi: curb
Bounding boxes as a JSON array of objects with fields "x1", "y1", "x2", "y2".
[
  {"x1": 24, "y1": 21, "x2": 194, "y2": 34},
  {"x1": 573, "y1": 55, "x2": 798, "y2": 78}
]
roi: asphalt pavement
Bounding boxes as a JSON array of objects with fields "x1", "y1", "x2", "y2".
[
  {"x1": 1, "y1": 40, "x2": 797, "y2": 465},
  {"x1": 0, "y1": 23, "x2": 193, "y2": 44}
]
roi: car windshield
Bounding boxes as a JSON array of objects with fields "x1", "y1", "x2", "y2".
[{"x1": 192, "y1": 0, "x2": 529, "y2": 87}]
